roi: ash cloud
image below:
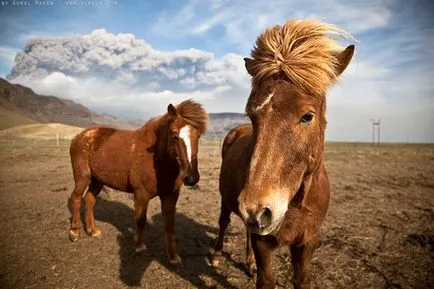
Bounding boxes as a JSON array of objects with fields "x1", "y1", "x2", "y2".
[{"x1": 7, "y1": 29, "x2": 247, "y2": 92}]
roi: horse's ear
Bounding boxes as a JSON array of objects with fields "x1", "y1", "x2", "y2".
[
  {"x1": 167, "y1": 104, "x2": 177, "y2": 119},
  {"x1": 244, "y1": 57, "x2": 257, "y2": 77},
  {"x1": 335, "y1": 45, "x2": 355, "y2": 76}
]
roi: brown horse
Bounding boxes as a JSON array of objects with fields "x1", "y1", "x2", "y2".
[
  {"x1": 68, "y1": 99, "x2": 208, "y2": 264},
  {"x1": 209, "y1": 20, "x2": 355, "y2": 288}
]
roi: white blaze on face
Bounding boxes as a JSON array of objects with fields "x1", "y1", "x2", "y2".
[
  {"x1": 179, "y1": 125, "x2": 192, "y2": 164},
  {"x1": 256, "y1": 92, "x2": 274, "y2": 111}
]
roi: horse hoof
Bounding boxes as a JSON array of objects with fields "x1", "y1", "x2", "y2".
[
  {"x1": 248, "y1": 263, "x2": 257, "y2": 276},
  {"x1": 169, "y1": 255, "x2": 182, "y2": 265},
  {"x1": 207, "y1": 249, "x2": 221, "y2": 267},
  {"x1": 209, "y1": 258, "x2": 219, "y2": 267},
  {"x1": 69, "y1": 229, "x2": 81, "y2": 242},
  {"x1": 135, "y1": 243, "x2": 147, "y2": 254},
  {"x1": 88, "y1": 228, "x2": 101, "y2": 238},
  {"x1": 207, "y1": 255, "x2": 220, "y2": 267}
]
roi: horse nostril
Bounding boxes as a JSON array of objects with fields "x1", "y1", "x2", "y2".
[
  {"x1": 245, "y1": 207, "x2": 273, "y2": 231},
  {"x1": 183, "y1": 176, "x2": 194, "y2": 185},
  {"x1": 246, "y1": 218, "x2": 259, "y2": 229},
  {"x1": 258, "y1": 207, "x2": 272, "y2": 229}
]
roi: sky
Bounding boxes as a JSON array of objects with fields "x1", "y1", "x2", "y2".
[{"x1": 0, "y1": 0, "x2": 433, "y2": 142}]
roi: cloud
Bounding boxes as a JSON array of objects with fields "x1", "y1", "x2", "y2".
[
  {"x1": 5, "y1": 0, "x2": 434, "y2": 142},
  {"x1": 8, "y1": 29, "x2": 220, "y2": 89},
  {"x1": 12, "y1": 71, "x2": 235, "y2": 119},
  {"x1": 0, "y1": 46, "x2": 19, "y2": 62},
  {"x1": 0, "y1": 46, "x2": 20, "y2": 70},
  {"x1": 7, "y1": 28, "x2": 257, "y2": 96},
  {"x1": 152, "y1": 0, "x2": 393, "y2": 52},
  {"x1": 7, "y1": 29, "x2": 250, "y2": 118}
]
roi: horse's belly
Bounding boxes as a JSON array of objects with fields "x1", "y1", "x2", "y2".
[
  {"x1": 98, "y1": 175, "x2": 131, "y2": 192},
  {"x1": 89, "y1": 153, "x2": 132, "y2": 192},
  {"x1": 92, "y1": 167, "x2": 131, "y2": 192}
]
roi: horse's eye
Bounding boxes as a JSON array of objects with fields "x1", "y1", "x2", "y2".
[{"x1": 301, "y1": 112, "x2": 314, "y2": 124}]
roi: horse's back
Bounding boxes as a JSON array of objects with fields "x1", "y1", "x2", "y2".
[
  {"x1": 71, "y1": 126, "x2": 118, "y2": 150},
  {"x1": 219, "y1": 123, "x2": 253, "y2": 213},
  {"x1": 221, "y1": 123, "x2": 252, "y2": 159},
  {"x1": 70, "y1": 126, "x2": 136, "y2": 191}
]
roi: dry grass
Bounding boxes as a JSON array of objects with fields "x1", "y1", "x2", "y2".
[
  {"x1": 0, "y1": 123, "x2": 83, "y2": 140},
  {"x1": 0, "y1": 106, "x2": 37, "y2": 130},
  {"x1": 0, "y1": 142, "x2": 433, "y2": 289}
]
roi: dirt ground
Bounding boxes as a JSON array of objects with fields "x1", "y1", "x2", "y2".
[{"x1": 0, "y1": 142, "x2": 433, "y2": 289}]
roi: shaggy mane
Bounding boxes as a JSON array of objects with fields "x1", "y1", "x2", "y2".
[
  {"x1": 249, "y1": 19, "x2": 353, "y2": 95},
  {"x1": 176, "y1": 99, "x2": 208, "y2": 134}
]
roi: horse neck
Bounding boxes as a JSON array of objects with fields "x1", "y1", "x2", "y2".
[
  {"x1": 135, "y1": 116, "x2": 170, "y2": 160},
  {"x1": 154, "y1": 117, "x2": 174, "y2": 164}
]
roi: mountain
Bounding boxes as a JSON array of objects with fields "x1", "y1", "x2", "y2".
[
  {"x1": 0, "y1": 78, "x2": 249, "y2": 138},
  {"x1": 0, "y1": 78, "x2": 143, "y2": 130},
  {"x1": 0, "y1": 105, "x2": 38, "y2": 130},
  {"x1": 207, "y1": 112, "x2": 249, "y2": 140}
]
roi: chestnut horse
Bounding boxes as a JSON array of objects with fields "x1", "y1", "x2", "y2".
[
  {"x1": 209, "y1": 20, "x2": 355, "y2": 288},
  {"x1": 68, "y1": 100, "x2": 208, "y2": 264}
]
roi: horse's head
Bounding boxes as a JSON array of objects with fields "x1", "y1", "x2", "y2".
[
  {"x1": 166, "y1": 100, "x2": 208, "y2": 187},
  {"x1": 238, "y1": 20, "x2": 355, "y2": 235}
]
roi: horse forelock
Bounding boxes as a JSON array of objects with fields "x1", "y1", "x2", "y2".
[
  {"x1": 175, "y1": 99, "x2": 208, "y2": 135},
  {"x1": 249, "y1": 19, "x2": 353, "y2": 96}
]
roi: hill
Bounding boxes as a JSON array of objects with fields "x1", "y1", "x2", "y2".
[
  {"x1": 0, "y1": 106, "x2": 38, "y2": 130},
  {"x1": 206, "y1": 112, "x2": 249, "y2": 139},
  {"x1": 0, "y1": 123, "x2": 84, "y2": 140},
  {"x1": 0, "y1": 78, "x2": 249, "y2": 139},
  {"x1": 0, "y1": 78, "x2": 143, "y2": 130}
]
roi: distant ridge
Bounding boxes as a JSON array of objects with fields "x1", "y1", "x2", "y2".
[
  {"x1": 207, "y1": 112, "x2": 249, "y2": 139},
  {"x1": 0, "y1": 78, "x2": 250, "y2": 138},
  {"x1": 0, "y1": 78, "x2": 143, "y2": 130}
]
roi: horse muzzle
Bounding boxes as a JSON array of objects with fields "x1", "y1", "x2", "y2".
[
  {"x1": 243, "y1": 206, "x2": 285, "y2": 235},
  {"x1": 238, "y1": 187, "x2": 292, "y2": 235},
  {"x1": 183, "y1": 173, "x2": 199, "y2": 186}
]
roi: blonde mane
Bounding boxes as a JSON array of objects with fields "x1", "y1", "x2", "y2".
[
  {"x1": 249, "y1": 19, "x2": 353, "y2": 95},
  {"x1": 176, "y1": 99, "x2": 208, "y2": 135}
]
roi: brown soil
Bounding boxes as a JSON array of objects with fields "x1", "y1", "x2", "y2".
[{"x1": 0, "y1": 143, "x2": 433, "y2": 289}]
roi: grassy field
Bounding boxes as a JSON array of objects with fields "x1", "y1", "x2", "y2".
[
  {"x1": 0, "y1": 106, "x2": 37, "y2": 130},
  {"x1": 0, "y1": 142, "x2": 433, "y2": 289}
]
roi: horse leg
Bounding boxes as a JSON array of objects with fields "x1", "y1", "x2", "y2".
[
  {"x1": 290, "y1": 237, "x2": 319, "y2": 289},
  {"x1": 134, "y1": 189, "x2": 151, "y2": 254},
  {"x1": 69, "y1": 177, "x2": 90, "y2": 242},
  {"x1": 84, "y1": 178, "x2": 103, "y2": 237},
  {"x1": 251, "y1": 234, "x2": 275, "y2": 289},
  {"x1": 246, "y1": 231, "x2": 257, "y2": 276},
  {"x1": 208, "y1": 199, "x2": 231, "y2": 267},
  {"x1": 160, "y1": 191, "x2": 181, "y2": 265}
]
